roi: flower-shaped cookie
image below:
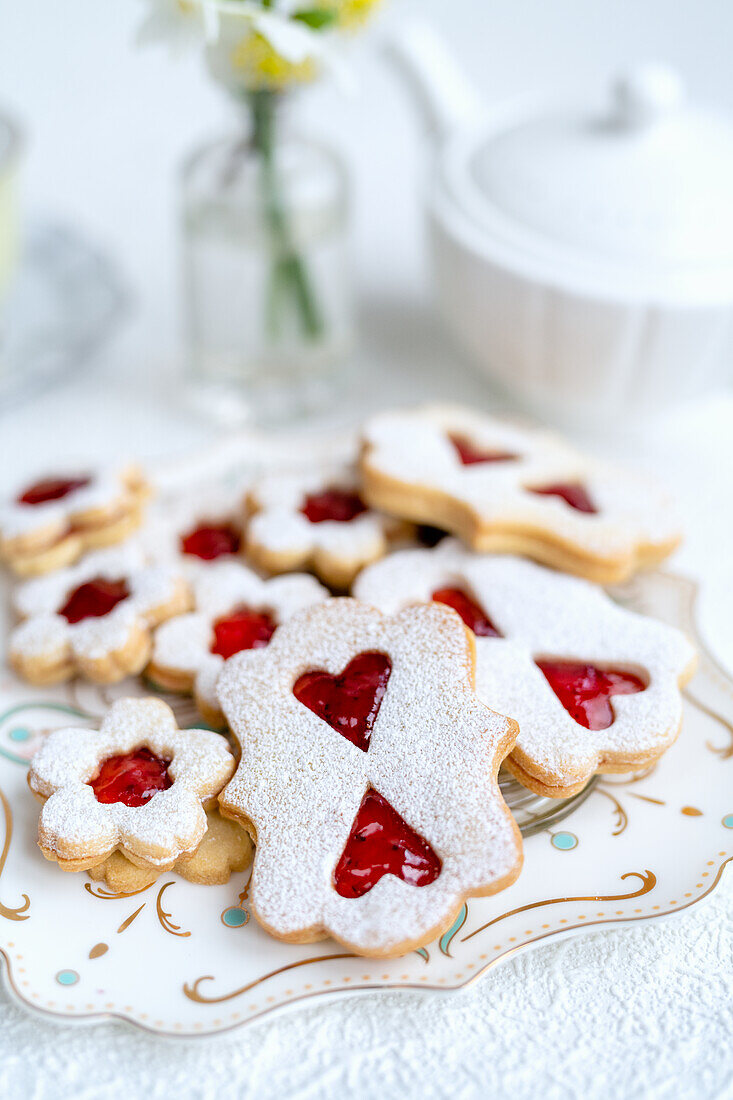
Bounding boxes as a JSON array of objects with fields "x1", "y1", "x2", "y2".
[
  {"x1": 9, "y1": 545, "x2": 192, "y2": 685},
  {"x1": 0, "y1": 464, "x2": 150, "y2": 577},
  {"x1": 148, "y1": 560, "x2": 329, "y2": 725},
  {"x1": 87, "y1": 807, "x2": 254, "y2": 893},
  {"x1": 135, "y1": 486, "x2": 248, "y2": 575},
  {"x1": 28, "y1": 698, "x2": 236, "y2": 871},
  {"x1": 217, "y1": 598, "x2": 522, "y2": 957},
  {"x1": 361, "y1": 405, "x2": 681, "y2": 583},
  {"x1": 245, "y1": 463, "x2": 399, "y2": 588},
  {"x1": 355, "y1": 540, "x2": 697, "y2": 797}
]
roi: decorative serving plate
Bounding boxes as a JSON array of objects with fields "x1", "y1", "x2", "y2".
[{"x1": 0, "y1": 569, "x2": 731, "y2": 1037}]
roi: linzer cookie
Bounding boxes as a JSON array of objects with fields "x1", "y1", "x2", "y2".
[
  {"x1": 355, "y1": 540, "x2": 697, "y2": 797},
  {"x1": 360, "y1": 406, "x2": 681, "y2": 583},
  {"x1": 0, "y1": 464, "x2": 149, "y2": 577},
  {"x1": 136, "y1": 486, "x2": 248, "y2": 573},
  {"x1": 245, "y1": 464, "x2": 399, "y2": 588},
  {"x1": 28, "y1": 698, "x2": 235, "y2": 873},
  {"x1": 217, "y1": 598, "x2": 522, "y2": 957},
  {"x1": 87, "y1": 807, "x2": 253, "y2": 893},
  {"x1": 148, "y1": 560, "x2": 329, "y2": 725},
  {"x1": 9, "y1": 546, "x2": 191, "y2": 685}
]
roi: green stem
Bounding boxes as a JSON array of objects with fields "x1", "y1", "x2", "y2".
[{"x1": 250, "y1": 90, "x2": 323, "y2": 342}]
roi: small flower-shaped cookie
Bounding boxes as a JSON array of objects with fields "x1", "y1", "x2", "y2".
[
  {"x1": 217, "y1": 598, "x2": 522, "y2": 957},
  {"x1": 361, "y1": 405, "x2": 681, "y2": 583},
  {"x1": 87, "y1": 807, "x2": 254, "y2": 893},
  {"x1": 0, "y1": 464, "x2": 150, "y2": 577},
  {"x1": 135, "y1": 486, "x2": 248, "y2": 574},
  {"x1": 245, "y1": 463, "x2": 399, "y2": 588},
  {"x1": 148, "y1": 560, "x2": 329, "y2": 725},
  {"x1": 355, "y1": 540, "x2": 697, "y2": 797},
  {"x1": 9, "y1": 545, "x2": 192, "y2": 685},
  {"x1": 28, "y1": 698, "x2": 236, "y2": 871}
]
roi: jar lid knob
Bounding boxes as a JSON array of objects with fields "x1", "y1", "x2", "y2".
[{"x1": 612, "y1": 63, "x2": 685, "y2": 128}]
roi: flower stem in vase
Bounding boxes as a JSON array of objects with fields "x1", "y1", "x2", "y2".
[{"x1": 250, "y1": 90, "x2": 324, "y2": 343}]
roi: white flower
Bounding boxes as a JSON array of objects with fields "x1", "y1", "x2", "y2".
[
  {"x1": 136, "y1": 0, "x2": 206, "y2": 51},
  {"x1": 202, "y1": 0, "x2": 352, "y2": 91}
]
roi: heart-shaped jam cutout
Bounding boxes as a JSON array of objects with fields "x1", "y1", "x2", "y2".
[
  {"x1": 90, "y1": 747, "x2": 172, "y2": 807},
  {"x1": 536, "y1": 659, "x2": 646, "y2": 730},
  {"x1": 293, "y1": 652, "x2": 391, "y2": 752},
  {"x1": 58, "y1": 577, "x2": 130, "y2": 624},
  {"x1": 18, "y1": 475, "x2": 91, "y2": 506},
  {"x1": 334, "y1": 788, "x2": 441, "y2": 898},
  {"x1": 300, "y1": 489, "x2": 367, "y2": 524},
  {"x1": 432, "y1": 586, "x2": 502, "y2": 638},
  {"x1": 210, "y1": 606, "x2": 276, "y2": 659},
  {"x1": 180, "y1": 522, "x2": 241, "y2": 560},
  {"x1": 528, "y1": 483, "x2": 597, "y2": 514},
  {"x1": 449, "y1": 435, "x2": 518, "y2": 467}
]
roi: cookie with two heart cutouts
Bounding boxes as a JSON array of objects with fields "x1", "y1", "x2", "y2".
[
  {"x1": 360, "y1": 405, "x2": 681, "y2": 584},
  {"x1": 216, "y1": 598, "x2": 522, "y2": 957},
  {"x1": 354, "y1": 540, "x2": 697, "y2": 798}
]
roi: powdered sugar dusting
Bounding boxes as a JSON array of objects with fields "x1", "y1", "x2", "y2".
[
  {"x1": 217, "y1": 598, "x2": 521, "y2": 955},
  {"x1": 362, "y1": 406, "x2": 681, "y2": 560},
  {"x1": 151, "y1": 561, "x2": 329, "y2": 718},
  {"x1": 355, "y1": 541, "x2": 697, "y2": 788},
  {"x1": 29, "y1": 698, "x2": 235, "y2": 867}
]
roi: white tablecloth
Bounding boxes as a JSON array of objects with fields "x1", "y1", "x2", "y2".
[{"x1": 1, "y1": 2, "x2": 732, "y2": 1096}]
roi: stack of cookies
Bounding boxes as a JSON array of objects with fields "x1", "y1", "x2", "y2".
[{"x1": 4, "y1": 405, "x2": 697, "y2": 958}]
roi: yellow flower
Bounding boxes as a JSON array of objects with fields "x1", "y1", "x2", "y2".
[
  {"x1": 328, "y1": 0, "x2": 382, "y2": 30},
  {"x1": 230, "y1": 30, "x2": 318, "y2": 89}
]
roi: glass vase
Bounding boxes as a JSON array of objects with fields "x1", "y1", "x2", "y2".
[{"x1": 180, "y1": 95, "x2": 353, "y2": 424}]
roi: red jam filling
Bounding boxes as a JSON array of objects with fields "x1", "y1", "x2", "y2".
[
  {"x1": 536, "y1": 659, "x2": 646, "y2": 730},
  {"x1": 528, "y1": 483, "x2": 597, "y2": 514},
  {"x1": 180, "y1": 522, "x2": 241, "y2": 560},
  {"x1": 18, "y1": 475, "x2": 91, "y2": 506},
  {"x1": 58, "y1": 577, "x2": 130, "y2": 624},
  {"x1": 210, "y1": 606, "x2": 276, "y2": 659},
  {"x1": 293, "y1": 652, "x2": 391, "y2": 753},
  {"x1": 432, "y1": 586, "x2": 502, "y2": 638},
  {"x1": 90, "y1": 747, "x2": 172, "y2": 807},
  {"x1": 300, "y1": 489, "x2": 367, "y2": 524},
  {"x1": 334, "y1": 788, "x2": 441, "y2": 898},
  {"x1": 449, "y1": 435, "x2": 518, "y2": 466}
]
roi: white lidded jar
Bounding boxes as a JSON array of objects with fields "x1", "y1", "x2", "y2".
[{"x1": 392, "y1": 27, "x2": 733, "y2": 426}]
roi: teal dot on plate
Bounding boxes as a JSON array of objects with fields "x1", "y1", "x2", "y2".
[
  {"x1": 222, "y1": 907, "x2": 248, "y2": 928},
  {"x1": 8, "y1": 727, "x2": 30, "y2": 743},
  {"x1": 55, "y1": 969, "x2": 79, "y2": 986},
  {"x1": 723, "y1": 814, "x2": 733, "y2": 829},
  {"x1": 551, "y1": 832, "x2": 578, "y2": 851}
]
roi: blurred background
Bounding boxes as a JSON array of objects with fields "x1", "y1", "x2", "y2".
[{"x1": 1, "y1": 0, "x2": 733, "y2": 648}]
